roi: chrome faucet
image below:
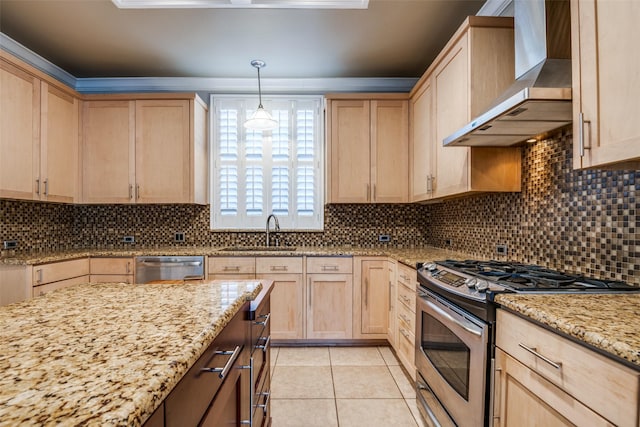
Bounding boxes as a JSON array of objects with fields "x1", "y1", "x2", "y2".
[{"x1": 266, "y1": 214, "x2": 280, "y2": 247}]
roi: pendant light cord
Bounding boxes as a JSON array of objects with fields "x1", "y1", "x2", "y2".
[{"x1": 257, "y1": 66, "x2": 264, "y2": 109}]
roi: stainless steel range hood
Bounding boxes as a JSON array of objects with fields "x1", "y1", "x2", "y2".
[{"x1": 444, "y1": 0, "x2": 572, "y2": 147}]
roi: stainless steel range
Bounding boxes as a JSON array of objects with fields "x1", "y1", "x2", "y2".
[{"x1": 415, "y1": 259, "x2": 639, "y2": 427}]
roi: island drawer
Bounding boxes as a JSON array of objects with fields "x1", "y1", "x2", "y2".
[
  {"x1": 496, "y1": 309, "x2": 639, "y2": 427},
  {"x1": 256, "y1": 257, "x2": 303, "y2": 274},
  {"x1": 32, "y1": 258, "x2": 90, "y2": 285},
  {"x1": 208, "y1": 257, "x2": 255, "y2": 275},
  {"x1": 165, "y1": 303, "x2": 249, "y2": 427},
  {"x1": 306, "y1": 256, "x2": 352, "y2": 274}
]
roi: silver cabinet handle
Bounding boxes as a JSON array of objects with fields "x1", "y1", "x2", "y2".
[
  {"x1": 128, "y1": 184, "x2": 133, "y2": 200},
  {"x1": 136, "y1": 184, "x2": 140, "y2": 200},
  {"x1": 255, "y1": 312, "x2": 270, "y2": 327},
  {"x1": 256, "y1": 391, "x2": 270, "y2": 415},
  {"x1": 270, "y1": 265, "x2": 288, "y2": 272},
  {"x1": 399, "y1": 327, "x2": 410, "y2": 339},
  {"x1": 36, "y1": 269, "x2": 43, "y2": 284},
  {"x1": 321, "y1": 265, "x2": 339, "y2": 272},
  {"x1": 373, "y1": 184, "x2": 376, "y2": 201},
  {"x1": 578, "y1": 112, "x2": 592, "y2": 158},
  {"x1": 366, "y1": 183, "x2": 370, "y2": 201},
  {"x1": 35, "y1": 178, "x2": 40, "y2": 195},
  {"x1": 43, "y1": 179, "x2": 48, "y2": 196},
  {"x1": 201, "y1": 345, "x2": 242, "y2": 379},
  {"x1": 223, "y1": 266, "x2": 240, "y2": 272},
  {"x1": 308, "y1": 277, "x2": 312, "y2": 306},
  {"x1": 364, "y1": 278, "x2": 369, "y2": 307},
  {"x1": 518, "y1": 343, "x2": 562, "y2": 370},
  {"x1": 126, "y1": 261, "x2": 131, "y2": 274},
  {"x1": 256, "y1": 335, "x2": 271, "y2": 352}
]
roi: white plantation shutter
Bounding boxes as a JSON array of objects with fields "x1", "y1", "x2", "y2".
[{"x1": 211, "y1": 95, "x2": 324, "y2": 230}]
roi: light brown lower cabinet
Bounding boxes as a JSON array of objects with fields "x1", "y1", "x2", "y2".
[
  {"x1": 353, "y1": 257, "x2": 390, "y2": 339},
  {"x1": 89, "y1": 257, "x2": 134, "y2": 284},
  {"x1": 306, "y1": 273, "x2": 353, "y2": 340},
  {"x1": 394, "y1": 263, "x2": 416, "y2": 378},
  {"x1": 32, "y1": 258, "x2": 90, "y2": 297},
  {"x1": 495, "y1": 309, "x2": 639, "y2": 427}
]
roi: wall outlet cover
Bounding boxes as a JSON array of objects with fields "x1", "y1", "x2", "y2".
[
  {"x1": 496, "y1": 244, "x2": 508, "y2": 255},
  {"x1": 174, "y1": 232, "x2": 185, "y2": 242},
  {"x1": 378, "y1": 234, "x2": 391, "y2": 242},
  {"x1": 123, "y1": 236, "x2": 135, "y2": 243}
]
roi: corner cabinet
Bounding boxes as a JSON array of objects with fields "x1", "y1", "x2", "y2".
[
  {"x1": 326, "y1": 95, "x2": 409, "y2": 203},
  {"x1": 571, "y1": 0, "x2": 640, "y2": 169},
  {"x1": 409, "y1": 17, "x2": 521, "y2": 202},
  {"x1": 82, "y1": 94, "x2": 208, "y2": 204},
  {"x1": 1, "y1": 53, "x2": 80, "y2": 203}
]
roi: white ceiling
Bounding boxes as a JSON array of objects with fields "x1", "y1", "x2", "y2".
[{"x1": 0, "y1": 0, "x2": 486, "y2": 80}]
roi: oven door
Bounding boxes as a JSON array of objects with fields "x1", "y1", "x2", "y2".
[{"x1": 416, "y1": 289, "x2": 489, "y2": 427}]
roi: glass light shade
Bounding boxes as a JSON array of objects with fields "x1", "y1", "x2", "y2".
[{"x1": 244, "y1": 106, "x2": 278, "y2": 131}]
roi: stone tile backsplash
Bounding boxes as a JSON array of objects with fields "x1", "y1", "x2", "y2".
[{"x1": 1, "y1": 128, "x2": 637, "y2": 285}]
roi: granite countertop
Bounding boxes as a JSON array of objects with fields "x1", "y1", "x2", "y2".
[
  {"x1": 0, "y1": 245, "x2": 480, "y2": 269},
  {"x1": 0, "y1": 280, "x2": 263, "y2": 426},
  {"x1": 495, "y1": 293, "x2": 640, "y2": 369}
]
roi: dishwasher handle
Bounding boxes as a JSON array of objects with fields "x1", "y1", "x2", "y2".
[{"x1": 140, "y1": 260, "x2": 203, "y2": 267}]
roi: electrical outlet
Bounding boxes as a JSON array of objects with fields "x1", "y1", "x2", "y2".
[
  {"x1": 445, "y1": 239, "x2": 452, "y2": 246},
  {"x1": 496, "y1": 244, "x2": 508, "y2": 255},
  {"x1": 378, "y1": 234, "x2": 391, "y2": 242},
  {"x1": 174, "y1": 232, "x2": 185, "y2": 242},
  {"x1": 123, "y1": 236, "x2": 135, "y2": 243},
  {"x1": 3, "y1": 240, "x2": 17, "y2": 250}
]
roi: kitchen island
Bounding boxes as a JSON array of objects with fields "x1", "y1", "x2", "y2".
[{"x1": 0, "y1": 280, "x2": 265, "y2": 425}]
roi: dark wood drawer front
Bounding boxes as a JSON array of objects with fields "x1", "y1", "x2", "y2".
[{"x1": 164, "y1": 304, "x2": 248, "y2": 427}]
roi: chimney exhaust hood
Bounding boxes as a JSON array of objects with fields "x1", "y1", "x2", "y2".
[{"x1": 444, "y1": 0, "x2": 572, "y2": 147}]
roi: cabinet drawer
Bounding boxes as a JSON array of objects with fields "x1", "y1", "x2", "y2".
[
  {"x1": 208, "y1": 257, "x2": 255, "y2": 275},
  {"x1": 397, "y1": 282, "x2": 416, "y2": 313},
  {"x1": 496, "y1": 309, "x2": 639, "y2": 427},
  {"x1": 396, "y1": 264, "x2": 415, "y2": 288},
  {"x1": 256, "y1": 257, "x2": 303, "y2": 274},
  {"x1": 90, "y1": 274, "x2": 133, "y2": 284},
  {"x1": 306, "y1": 256, "x2": 352, "y2": 274},
  {"x1": 33, "y1": 258, "x2": 90, "y2": 285},
  {"x1": 397, "y1": 298, "x2": 415, "y2": 333},
  {"x1": 397, "y1": 325, "x2": 415, "y2": 364},
  {"x1": 90, "y1": 257, "x2": 133, "y2": 275},
  {"x1": 33, "y1": 275, "x2": 89, "y2": 297}
]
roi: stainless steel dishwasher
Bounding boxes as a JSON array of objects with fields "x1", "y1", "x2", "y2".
[{"x1": 135, "y1": 256, "x2": 205, "y2": 284}]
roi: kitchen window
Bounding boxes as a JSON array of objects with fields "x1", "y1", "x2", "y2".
[{"x1": 210, "y1": 95, "x2": 324, "y2": 230}]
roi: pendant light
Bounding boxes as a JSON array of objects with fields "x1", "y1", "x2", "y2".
[{"x1": 244, "y1": 60, "x2": 278, "y2": 131}]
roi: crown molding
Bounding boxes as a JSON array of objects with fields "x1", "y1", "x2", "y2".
[{"x1": 75, "y1": 76, "x2": 417, "y2": 94}]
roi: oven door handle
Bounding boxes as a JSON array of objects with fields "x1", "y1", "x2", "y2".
[{"x1": 425, "y1": 298, "x2": 482, "y2": 337}]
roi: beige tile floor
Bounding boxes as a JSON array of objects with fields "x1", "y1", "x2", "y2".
[{"x1": 270, "y1": 346, "x2": 426, "y2": 427}]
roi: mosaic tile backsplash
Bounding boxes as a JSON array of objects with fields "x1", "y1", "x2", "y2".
[{"x1": 1, "y1": 129, "x2": 637, "y2": 285}]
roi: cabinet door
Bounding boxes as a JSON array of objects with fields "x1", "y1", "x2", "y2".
[
  {"x1": 387, "y1": 262, "x2": 397, "y2": 347},
  {"x1": 371, "y1": 100, "x2": 408, "y2": 203},
  {"x1": 135, "y1": 100, "x2": 191, "y2": 203},
  {"x1": 41, "y1": 82, "x2": 78, "y2": 203},
  {"x1": 82, "y1": 100, "x2": 135, "y2": 203},
  {"x1": 572, "y1": 0, "x2": 640, "y2": 168},
  {"x1": 434, "y1": 33, "x2": 471, "y2": 198},
  {"x1": 328, "y1": 99, "x2": 371, "y2": 203},
  {"x1": 355, "y1": 258, "x2": 390, "y2": 337},
  {"x1": 410, "y1": 79, "x2": 435, "y2": 202},
  {"x1": 0, "y1": 59, "x2": 40, "y2": 200},
  {"x1": 494, "y1": 348, "x2": 611, "y2": 427},
  {"x1": 306, "y1": 274, "x2": 353, "y2": 339},
  {"x1": 258, "y1": 273, "x2": 304, "y2": 340}
]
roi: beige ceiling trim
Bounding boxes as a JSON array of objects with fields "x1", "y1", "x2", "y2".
[{"x1": 111, "y1": 0, "x2": 369, "y2": 9}]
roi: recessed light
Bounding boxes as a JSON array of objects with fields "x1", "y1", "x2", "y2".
[{"x1": 112, "y1": 0, "x2": 369, "y2": 9}]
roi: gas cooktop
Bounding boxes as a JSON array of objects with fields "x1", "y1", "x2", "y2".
[{"x1": 435, "y1": 259, "x2": 637, "y2": 292}]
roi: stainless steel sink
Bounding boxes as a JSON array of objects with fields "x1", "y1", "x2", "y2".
[{"x1": 219, "y1": 246, "x2": 297, "y2": 252}]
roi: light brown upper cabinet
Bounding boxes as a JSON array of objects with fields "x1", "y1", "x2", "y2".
[
  {"x1": 410, "y1": 17, "x2": 522, "y2": 202},
  {"x1": 1, "y1": 53, "x2": 79, "y2": 203},
  {"x1": 571, "y1": 0, "x2": 640, "y2": 169},
  {"x1": 327, "y1": 95, "x2": 409, "y2": 203},
  {"x1": 82, "y1": 94, "x2": 208, "y2": 204}
]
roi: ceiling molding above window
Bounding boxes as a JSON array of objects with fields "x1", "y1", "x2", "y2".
[{"x1": 111, "y1": 0, "x2": 368, "y2": 9}]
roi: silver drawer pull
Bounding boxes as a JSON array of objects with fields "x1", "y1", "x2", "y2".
[
  {"x1": 256, "y1": 335, "x2": 271, "y2": 352},
  {"x1": 223, "y1": 266, "x2": 241, "y2": 272},
  {"x1": 399, "y1": 328, "x2": 410, "y2": 339},
  {"x1": 255, "y1": 312, "x2": 270, "y2": 327},
  {"x1": 321, "y1": 265, "x2": 339, "y2": 272},
  {"x1": 256, "y1": 391, "x2": 270, "y2": 415},
  {"x1": 399, "y1": 314, "x2": 410, "y2": 324},
  {"x1": 518, "y1": 343, "x2": 562, "y2": 370},
  {"x1": 201, "y1": 345, "x2": 242, "y2": 379},
  {"x1": 270, "y1": 265, "x2": 288, "y2": 272}
]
